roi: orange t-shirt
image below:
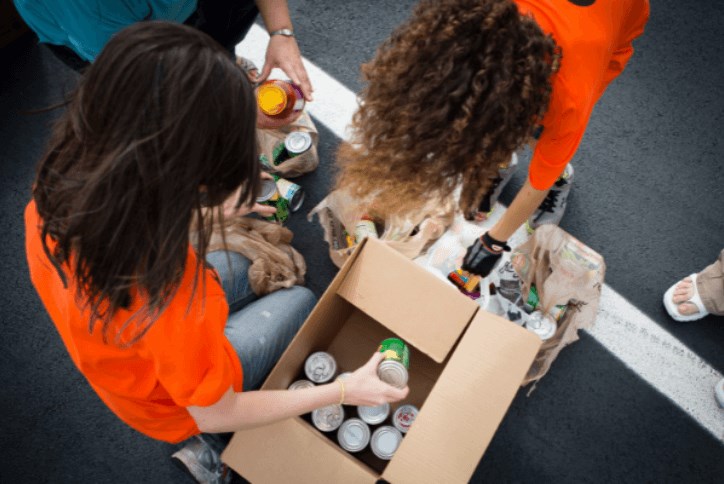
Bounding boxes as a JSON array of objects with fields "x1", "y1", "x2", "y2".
[
  {"x1": 514, "y1": 0, "x2": 650, "y2": 189},
  {"x1": 24, "y1": 201, "x2": 243, "y2": 443}
]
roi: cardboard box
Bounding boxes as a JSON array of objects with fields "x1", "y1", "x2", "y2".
[{"x1": 222, "y1": 238, "x2": 541, "y2": 484}]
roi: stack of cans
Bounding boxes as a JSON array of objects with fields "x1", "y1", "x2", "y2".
[{"x1": 294, "y1": 343, "x2": 419, "y2": 461}]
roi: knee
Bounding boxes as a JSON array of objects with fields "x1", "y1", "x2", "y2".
[{"x1": 286, "y1": 286, "x2": 317, "y2": 313}]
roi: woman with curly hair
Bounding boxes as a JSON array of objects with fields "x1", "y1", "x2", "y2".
[{"x1": 336, "y1": 0, "x2": 649, "y2": 277}]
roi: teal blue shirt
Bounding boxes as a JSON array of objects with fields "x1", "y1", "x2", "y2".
[{"x1": 14, "y1": 1, "x2": 198, "y2": 61}]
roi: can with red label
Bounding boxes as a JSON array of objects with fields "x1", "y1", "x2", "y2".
[{"x1": 392, "y1": 404, "x2": 419, "y2": 434}]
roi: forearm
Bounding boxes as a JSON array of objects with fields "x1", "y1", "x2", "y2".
[
  {"x1": 190, "y1": 383, "x2": 341, "y2": 433},
  {"x1": 255, "y1": 0, "x2": 293, "y2": 31},
  {"x1": 489, "y1": 177, "x2": 549, "y2": 241}
]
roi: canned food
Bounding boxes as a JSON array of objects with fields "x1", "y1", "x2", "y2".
[
  {"x1": 256, "y1": 178, "x2": 289, "y2": 223},
  {"x1": 273, "y1": 131, "x2": 313, "y2": 165},
  {"x1": 392, "y1": 404, "x2": 419, "y2": 434},
  {"x1": 257, "y1": 80, "x2": 305, "y2": 118},
  {"x1": 548, "y1": 303, "x2": 568, "y2": 322},
  {"x1": 337, "y1": 418, "x2": 371, "y2": 453},
  {"x1": 525, "y1": 311, "x2": 557, "y2": 340},
  {"x1": 304, "y1": 351, "x2": 337, "y2": 383},
  {"x1": 377, "y1": 338, "x2": 410, "y2": 389},
  {"x1": 312, "y1": 404, "x2": 344, "y2": 432},
  {"x1": 357, "y1": 402, "x2": 390, "y2": 425},
  {"x1": 353, "y1": 216, "x2": 379, "y2": 243},
  {"x1": 337, "y1": 371, "x2": 353, "y2": 380},
  {"x1": 288, "y1": 379, "x2": 315, "y2": 390},
  {"x1": 274, "y1": 175, "x2": 305, "y2": 211},
  {"x1": 370, "y1": 426, "x2": 403, "y2": 460}
]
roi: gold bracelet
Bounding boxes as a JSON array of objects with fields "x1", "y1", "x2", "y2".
[{"x1": 336, "y1": 378, "x2": 345, "y2": 405}]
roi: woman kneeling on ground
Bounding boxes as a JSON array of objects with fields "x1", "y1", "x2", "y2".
[{"x1": 25, "y1": 22, "x2": 407, "y2": 483}]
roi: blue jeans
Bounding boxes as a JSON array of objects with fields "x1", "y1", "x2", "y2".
[{"x1": 206, "y1": 251, "x2": 316, "y2": 392}]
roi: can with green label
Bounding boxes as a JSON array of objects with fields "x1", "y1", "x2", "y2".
[
  {"x1": 256, "y1": 178, "x2": 289, "y2": 223},
  {"x1": 377, "y1": 338, "x2": 410, "y2": 389}
]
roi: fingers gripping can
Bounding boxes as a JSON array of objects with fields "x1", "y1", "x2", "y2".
[
  {"x1": 312, "y1": 404, "x2": 345, "y2": 432},
  {"x1": 274, "y1": 175, "x2": 305, "y2": 212},
  {"x1": 357, "y1": 402, "x2": 390, "y2": 425},
  {"x1": 256, "y1": 178, "x2": 290, "y2": 223},
  {"x1": 370, "y1": 426, "x2": 403, "y2": 460},
  {"x1": 392, "y1": 404, "x2": 419, "y2": 434},
  {"x1": 304, "y1": 351, "x2": 337, "y2": 383},
  {"x1": 377, "y1": 338, "x2": 410, "y2": 389},
  {"x1": 337, "y1": 418, "x2": 371, "y2": 453}
]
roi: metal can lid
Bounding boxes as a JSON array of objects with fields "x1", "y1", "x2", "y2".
[
  {"x1": 337, "y1": 372, "x2": 353, "y2": 380},
  {"x1": 377, "y1": 360, "x2": 408, "y2": 389},
  {"x1": 288, "y1": 379, "x2": 315, "y2": 391},
  {"x1": 525, "y1": 311, "x2": 557, "y2": 340},
  {"x1": 304, "y1": 351, "x2": 337, "y2": 383},
  {"x1": 357, "y1": 402, "x2": 390, "y2": 425},
  {"x1": 284, "y1": 131, "x2": 312, "y2": 154},
  {"x1": 311, "y1": 404, "x2": 345, "y2": 432},
  {"x1": 256, "y1": 179, "x2": 279, "y2": 203},
  {"x1": 257, "y1": 83, "x2": 287, "y2": 116},
  {"x1": 392, "y1": 404, "x2": 419, "y2": 434},
  {"x1": 370, "y1": 426, "x2": 402, "y2": 460},
  {"x1": 337, "y1": 418, "x2": 371, "y2": 453}
]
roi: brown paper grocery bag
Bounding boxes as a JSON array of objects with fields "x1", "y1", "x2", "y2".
[
  {"x1": 309, "y1": 189, "x2": 455, "y2": 268},
  {"x1": 257, "y1": 111, "x2": 319, "y2": 178},
  {"x1": 511, "y1": 225, "x2": 606, "y2": 385}
]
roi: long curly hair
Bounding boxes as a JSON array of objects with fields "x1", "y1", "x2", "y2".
[{"x1": 336, "y1": 0, "x2": 559, "y2": 216}]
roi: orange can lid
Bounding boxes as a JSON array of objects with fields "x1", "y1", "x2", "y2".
[{"x1": 257, "y1": 83, "x2": 287, "y2": 115}]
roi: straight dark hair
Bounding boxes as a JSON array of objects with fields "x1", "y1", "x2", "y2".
[{"x1": 33, "y1": 21, "x2": 260, "y2": 346}]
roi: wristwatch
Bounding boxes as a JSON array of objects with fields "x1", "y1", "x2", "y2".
[{"x1": 269, "y1": 28, "x2": 295, "y2": 38}]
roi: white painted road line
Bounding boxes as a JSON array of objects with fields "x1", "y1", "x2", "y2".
[{"x1": 238, "y1": 25, "x2": 724, "y2": 441}]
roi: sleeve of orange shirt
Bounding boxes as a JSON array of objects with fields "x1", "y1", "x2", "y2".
[
  {"x1": 142, "y1": 267, "x2": 242, "y2": 409},
  {"x1": 528, "y1": 77, "x2": 586, "y2": 191}
]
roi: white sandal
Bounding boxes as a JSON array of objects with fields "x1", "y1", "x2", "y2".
[{"x1": 663, "y1": 273, "x2": 710, "y2": 322}]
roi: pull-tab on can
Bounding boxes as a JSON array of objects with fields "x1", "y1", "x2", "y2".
[
  {"x1": 337, "y1": 418, "x2": 371, "y2": 453},
  {"x1": 312, "y1": 404, "x2": 344, "y2": 432},
  {"x1": 304, "y1": 351, "x2": 337, "y2": 383}
]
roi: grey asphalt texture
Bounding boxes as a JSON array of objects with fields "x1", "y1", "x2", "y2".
[{"x1": 1, "y1": 0, "x2": 723, "y2": 483}]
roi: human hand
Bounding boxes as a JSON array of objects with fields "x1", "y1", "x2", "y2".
[
  {"x1": 258, "y1": 35, "x2": 313, "y2": 101},
  {"x1": 461, "y1": 232, "x2": 510, "y2": 277},
  {"x1": 222, "y1": 173, "x2": 277, "y2": 218},
  {"x1": 341, "y1": 352, "x2": 409, "y2": 406}
]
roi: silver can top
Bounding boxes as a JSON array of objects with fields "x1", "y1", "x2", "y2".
[
  {"x1": 256, "y1": 179, "x2": 278, "y2": 203},
  {"x1": 370, "y1": 426, "x2": 403, "y2": 460},
  {"x1": 337, "y1": 418, "x2": 371, "y2": 453},
  {"x1": 377, "y1": 360, "x2": 408, "y2": 389},
  {"x1": 392, "y1": 404, "x2": 419, "y2": 434},
  {"x1": 311, "y1": 404, "x2": 345, "y2": 432},
  {"x1": 288, "y1": 379, "x2": 315, "y2": 391},
  {"x1": 525, "y1": 311, "x2": 557, "y2": 340},
  {"x1": 284, "y1": 131, "x2": 313, "y2": 154},
  {"x1": 304, "y1": 351, "x2": 337, "y2": 383},
  {"x1": 357, "y1": 402, "x2": 390, "y2": 425}
]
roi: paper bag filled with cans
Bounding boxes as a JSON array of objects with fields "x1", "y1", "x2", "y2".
[
  {"x1": 510, "y1": 225, "x2": 606, "y2": 386},
  {"x1": 308, "y1": 189, "x2": 456, "y2": 268},
  {"x1": 257, "y1": 110, "x2": 320, "y2": 178}
]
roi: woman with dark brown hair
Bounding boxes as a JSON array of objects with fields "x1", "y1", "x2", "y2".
[
  {"x1": 337, "y1": 0, "x2": 649, "y2": 277},
  {"x1": 24, "y1": 22, "x2": 406, "y2": 483}
]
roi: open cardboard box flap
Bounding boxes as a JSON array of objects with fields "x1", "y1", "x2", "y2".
[
  {"x1": 337, "y1": 238, "x2": 479, "y2": 363},
  {"x1": 382, "y1": 310, "x2": 541, "y2": 483}
]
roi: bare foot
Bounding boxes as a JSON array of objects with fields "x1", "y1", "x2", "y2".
[{"x1": 671, "y1": 277, "x2": 700, "y2": 316}]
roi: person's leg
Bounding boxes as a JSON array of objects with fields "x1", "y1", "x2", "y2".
[
  {"x1": 224, "y1": 286, "x2": 317, "y2": 391},
  {"x1": 205, "y1": 250, "x2": 258, "y2": 313},
  {"x1": 695, "y1": 249, "x2": 724, "y2": 316},
  {"x1": 665, "y1": 249, "x2": 724, "y2": 320},
  {"x1": 186, "y1": 0, "x2": 259, "y2": 55},
  {"x1": 43, "y1": 43, "x2": 89, "y2": 72}
]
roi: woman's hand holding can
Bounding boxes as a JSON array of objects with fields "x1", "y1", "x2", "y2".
[{"x1": 341, "y1": 352, "x2": 409, "y2": 407}]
